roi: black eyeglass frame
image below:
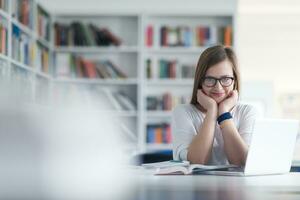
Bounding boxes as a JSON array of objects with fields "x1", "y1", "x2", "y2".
[{"x1": 201, "y1": 76, "x2": 235, "y2": 87}]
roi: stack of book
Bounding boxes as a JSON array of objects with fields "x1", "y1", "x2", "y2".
[
  {"x1": 54, "y1": 22, "x2": 122, "y2": 46},
  {"x1": 11, "y1": 0, "x2": 34, "y2": 29},
  {"x1": 145, "y1": 25, "x2": 232, "y2": 47},
  {"x1": 0, "y1": 22, "x2": 7, "y2": 55},
  {"x1": 37, "y1": 5, "x2": 50, "y2": 41},
  {"x1": 181, "y1": 64, "x2": 196, "y2": 79},
  {"x1": 0, "y1": 0, "x2": 8, "y2": 11},
  {"x1": 146, "y1": 93, "x2": 190, "y2": 111},
  {"x1": 146, "y1": 123, "x2": 172, "y2": 144},
  {"x1": 55, "y1": 54, "x2": 127, "y2": 79},
  {"x1": 146, "y1": 58, "x2": 196, "y2": 79},
  {"x1": 12, "y1": 25, "x2": 35, "y2": 67},
  {"x1": 36, "y1": 44, "x2": 49, "y2": 73}
]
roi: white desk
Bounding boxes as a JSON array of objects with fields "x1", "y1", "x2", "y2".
[{"x1": 128, "y1": 171, "x2": 300, "y2": 200}]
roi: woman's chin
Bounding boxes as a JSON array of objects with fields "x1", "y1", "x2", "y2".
[{"x1": 213, "y1": 96, "x2": 226, "y2": 104}]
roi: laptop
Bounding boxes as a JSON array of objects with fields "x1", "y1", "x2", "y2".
[{"x1": 203, "y1": 119, "x2": 299, "y2": 176}]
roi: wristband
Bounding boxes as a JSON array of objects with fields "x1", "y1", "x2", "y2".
[{"x1": 217, "y1": 112, "x2": 232, "y2": 125}]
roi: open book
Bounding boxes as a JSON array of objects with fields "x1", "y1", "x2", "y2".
[
  {"x1": 142, "y1": 160, "x2": 190, "y2": 169},
  {"x1": 155, "y1": 164, "x2": 240, "y2": 175}
]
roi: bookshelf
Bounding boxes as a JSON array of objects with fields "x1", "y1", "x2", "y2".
[
  {"x1": 0, "y1": 0, "x2": 52, "y2": 106},
  {"x1": 51, "y1": 13, "x2": 233, "y2": 153},
  {"x1": 51, "y1": 14, "x2": 140, "y2": 154},
  {"x1": 2, "y1": 0, "x2": 234, "y2": 154},
  {"x1": 141, "y1": 14, "x2": 233, "y2": 152}
]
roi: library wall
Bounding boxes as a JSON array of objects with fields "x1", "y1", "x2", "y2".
[{"x1": 236, "y1": 0, "x2": 300, "y2": 119}]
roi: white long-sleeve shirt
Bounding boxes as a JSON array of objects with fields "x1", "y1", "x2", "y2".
[{"x1": 172, "y1": 103, "x2": 258, "y2": 165}]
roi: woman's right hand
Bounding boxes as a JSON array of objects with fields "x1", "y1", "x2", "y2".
[{"x1": 197, "y1": 89, "x2": 217, "y2": 114}]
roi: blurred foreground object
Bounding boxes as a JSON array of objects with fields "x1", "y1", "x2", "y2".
[{"x1": 0, "y1": 79, "x2": 133, "y2": 200}]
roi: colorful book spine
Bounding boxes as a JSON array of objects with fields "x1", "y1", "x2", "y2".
[
  {"x1": 55, "y1": 54, "x2": 128, "y2": 79},
  {"x1": 37, "y1": 6, "x2": 50, "y2": 41},
  {"x1": 145, "y1": 25, "x2": 153, "y2": 47},
  {"x1": 55, "y1": 22, "x2": 122, "y2": 47},
  {"x1": 157, "y1": 25, "x2": 233, "y2": 47},
  {"x1": 146, "y1": 93, "x2": 190, "y2": 111},
  {"x1": 146, "y1": 123, "x2": 172, "y2": 144},
  {"x1": 0, "y1": 23, "x2": 7, "y2": 55}
]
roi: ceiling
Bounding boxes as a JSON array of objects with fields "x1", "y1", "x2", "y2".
[{"x1": 37, "y1": 0, "x2": 237, "y2": 15}]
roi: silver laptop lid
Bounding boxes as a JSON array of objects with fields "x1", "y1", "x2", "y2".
[{"x1": 244, "y1": 119, "x2": 299, "y2": 176}]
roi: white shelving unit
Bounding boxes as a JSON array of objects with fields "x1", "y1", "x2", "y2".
[
  {"x1": 0, "y1": 0, "x2": 52, "y2": 106},
  {"x1": 141, "y1": 14, "x2": 234, "y2": 152},
  {"x1": 1, "y1": 0, "x2": 234, "y2": 154},
  {"x1": 51, "y1": 12, "x2": 234, "y2": 153},
  {"x1": 51, "y1": 13, "x2": 141, "y2": 153}
]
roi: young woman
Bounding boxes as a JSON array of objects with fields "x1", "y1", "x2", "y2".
[{"x1": 172, "y1": 45, "x2": 257, "y2": 166}]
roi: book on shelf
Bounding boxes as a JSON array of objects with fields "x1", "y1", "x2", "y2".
[
  {"x1": 181, "y1": 64, "x2": 196, "y2": 79},
  {"x1": 159, "y1": 25, "x2": 232, "y2": 47},
  {"x1": 12, "y1": 25, "x2": 35, "y2": 67},
  {"x1": 54, "y1": 23, "x2": 70, "y2": 46},
  {"x1": 146, "y1": 93, "x2": 190, "y2": 111},
  {"x1": 146, "y1": 58, "x2": 152, "y2": 78},
  {"x1": 81, "y1": 59, "x2": 98, "y2": 78},
  {"x1": 54, "y1": 22, "x2": 122, "y2": 46},
  {"x1": 145, "y1": 25, "x2": 153, "y2": 47},
  {"x1": 159, "y1": 59, "x2": 177, "y2": 79},
  {"x1": 146, "y1": 58, "x2": 196, "y2": 79},
  {"x1": 146, "y1": 123, "x2": 171, "y2": 144},
  {"x1": 37, "y1": 5, "x2": 50, "y2": 41},
  {"x1": 36, "y1": 44, "x2": 49, "y2": 73},
  {"x1": 11, "y1": 0, "x2": 34, "y2": 29},
  {"x1": 55, "y1": 53, "x2": 70, "y2": 77},
  {"x1": 0, "y1": 22, "x2": 7, "y2": 55},
  {"x1": 55, "y1": 54, "x2": 128, "y2": 79},
  {"x1": 0, "y1": 0, "x2": 8, "y2": 11},
  {"x1": 155, "y1": 163, "x2": 240, "y2": 175}
]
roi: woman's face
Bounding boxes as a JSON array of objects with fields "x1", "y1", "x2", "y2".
[{"x1": 201, "y1": 60, "x2": 235, "y2": 104}]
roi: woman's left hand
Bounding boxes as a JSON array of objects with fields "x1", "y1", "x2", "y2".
[{"x1": 218, "y1": 90, "x2": 238, "y2": 115}]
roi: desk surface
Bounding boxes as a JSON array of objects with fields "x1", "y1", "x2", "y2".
[{"x1": 127, "y1": 171, "x2": 300, "y2": 200}]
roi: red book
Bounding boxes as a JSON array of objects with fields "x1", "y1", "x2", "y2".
[
  {"x1": 21, "y1": 0, "x2": 29, "y2": 26},
  {"x1": 161, "y1": 26, "x2": 168, "y2": 46},
  {"x1": 224, "y1": 26, "x2": 232, "y2": 46},
  {"x1": 82, "y1": 59, "x2": 98, "y2": 78},
  {"x1": 196, "y1": 27, "x2": 201, "y2": 46},
  {"x1": 1, "y1": 27, "x2": 6, "y2": 54},
  {"x1": 75, "y1": 57, "x2": 84, "y2": 78},
  {"x1": 199, "y1": 27, "x2": 205, "y2": 46},
  {"x1": 169, "y1": 60, "x2": 177, "y2": 78},
  {"x1": 165, "y1": 124, "x2": 172, "y2": 143},
  {"x1": 146, "y1": 25, "x2": 153, "y2": 47}
]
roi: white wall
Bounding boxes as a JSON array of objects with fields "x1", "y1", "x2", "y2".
[{"x1": 236, "y1": 0, "x2": 300, "y2": 118}]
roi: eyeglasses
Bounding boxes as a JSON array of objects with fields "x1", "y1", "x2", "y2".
[{"x1": 202, "y1": 76, "x2": 235, "y2": 87}]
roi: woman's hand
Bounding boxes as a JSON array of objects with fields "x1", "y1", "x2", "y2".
[
  {"x1": 197, "y1": 89, "x2": 217, "y2": 114},
  {"x1": 218, "y1": 90, "x2": 238, "y2": 115}
]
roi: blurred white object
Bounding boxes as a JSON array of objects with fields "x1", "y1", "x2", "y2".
[{"x1": 0, "y1": 80, "x2": 133, "y2": 200}]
